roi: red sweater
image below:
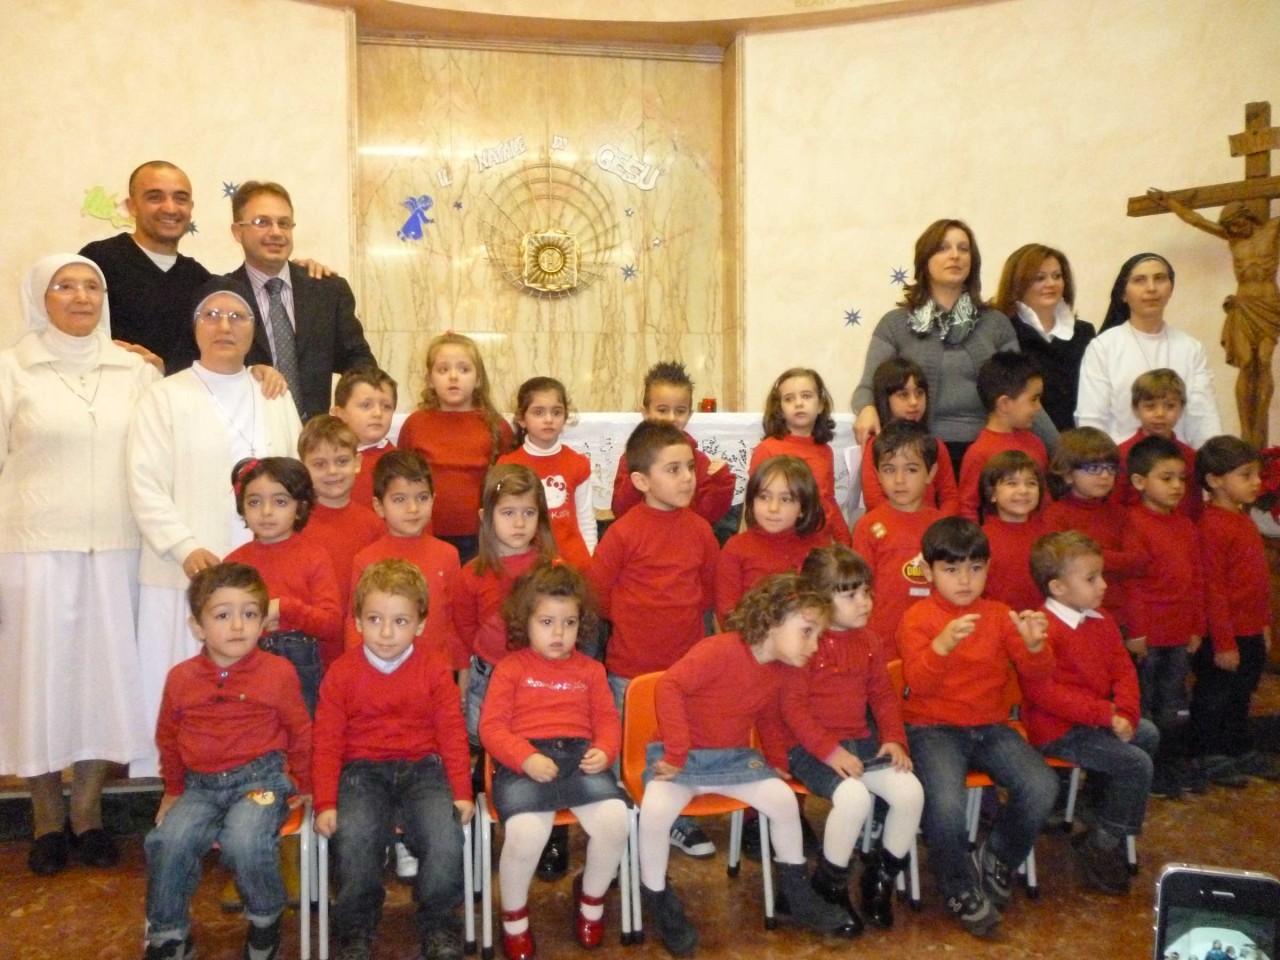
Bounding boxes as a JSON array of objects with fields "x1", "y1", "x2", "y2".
[
  {"x1": 1199, "y1": 504, "x2": 1269, "y2": 654},
  {"x1": 453, "y1": 549, "x2": 542, "y2": 666},
  {"x1": 398, "y1": 409, "x2": 515, "y2": 536},
  {"x1": 750, "y1": 434, "x2": 851, "y2": 545},
  {"x1": 478, "y1": 647, "x2": 621, "y2": 772},
  {"x1": 611, "y1": 432, "x2": 735, "y2": 525},
  {"x1": 312, "y1": 644, "x2": 472, "y2": 813},
  {"x1": 1042, "y1": 494, "x2": 1147, "y2": 617},
  {"x1": 1114, "y1": 430, "x2": 1203, "y2": 521},
  {"x1": 1118, "y1": 505, "x2": 1206, "y2": 648},
  {"x1": 861, "y1": 438, "x2": 959, "y2": 515},
  {"x1": 156, "y1": 648, "x2": 312, "y2": 797},
  {"x1": 655, "y1": 632, "x2": 790, "y2": 769},
  {"x1": 225, "y1": 536, "x2": 344, "y2": 669},
  {"x1": 1019, "y1": 604, "x2": 1140, "y2": 747},
  {"x1": 897, "y1": 593, "x2": 1055, "y2": 727},
  {"x1": 350, "y1": 440, "x2": 396, "y2": 514},
  {"x1": 774, "y1": 627, "x2": 906, "y2": 764},
  {"x1": 498, "y1": 443, "x2": 593, "y2": 570},
  {"x1": 982, "y1": 515, "x2": 1046, "y2": 612},
  {"x1": 347, "y1": 533, "x2": 464, "y2": 667},
  {"x1": 589, "y1": 503, "x2": 718, "y2": 678},
  {"x1": 957, "y1": 427, "x2": 1048, "y2": 521},
  {"x1": 714, "y1": 526, "x2": 828, "y2": 623},
  {"x1": 852, "y1": 504, "x2": 941, "y2": 653},
  {"x1": 301, "y1": 501, "x2": 384, "y2": 631}
]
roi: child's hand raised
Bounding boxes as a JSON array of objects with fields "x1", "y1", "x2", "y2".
[
  {"x1": 932, "y1": 614, "x2": 980, "y2": 655},
  {"x1": 825, "y1": 746, "x2": 864, "y2": 779},
  {"x1": 651, "y1": 759, "x2": 682, "y2": 781},
  {"x1": 579, "y1": 747, "x2": 610, "y2": 775},
  {"x1": 1009, "y1": 609, "x2": 1048, "y2": 652},
  {"x1": 522, "y1": 753, "x2": 559, "y2": 782}
]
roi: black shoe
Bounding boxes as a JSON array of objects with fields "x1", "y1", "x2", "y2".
[
  {"x1": 143, "y1": 935, "x2": 195, "y2": 960},
  {"x1": 860, "y1": 849, "x2": 909, "y2": 928},
  {"x1": 243, "y1": 915, "x2": 282, "y2": 960},
  {"x1": 421, "y1": 923, "x2": 465, "y2": 960},
  {"x1": 1201, "y1": 755, "x2": 1250, "y2": 788},
  {"x1": 536, "y1": 823, "x2": 570, "y2": 881},
  {"x1": 1071, "y1": 833, "x2": 1129, "y2": 896},
  {"x1": 809, "y1": 857, "x2": 864, "y2": 933},
  {"x1": 71, "y1": 827, "x2": 120, "y2": 868},
  {"x1": 1236, "y1": 750, "x2": 1280, "y2": 781},
  {"x1": 1150, "y1": 763, "x2": 1183, "y2": 800},
  {"x1": 774, "y1": 862, "x2": 863, "y2": 938},
  {"x1": 641, "y1": 882, "x2": 699, "y2": 957},
  {"x1": 335, "y1": 936, "x2": 374, "y2": 960},
  {"x1": 1179, "y1": 758, "x2": 1212, "y2": 794},
  {"x1": 946, "y1": 888, "x2": 1001, "y2": 937},
  {"x1": 668, "y1": 821, "x2": 715, "y2": 858},
  {"x1": 28, "y1": 829, "x2": 69, "y2": 876},
  {"x1": 978, "y1": 842, "x2": 1013, "y2": 911}
]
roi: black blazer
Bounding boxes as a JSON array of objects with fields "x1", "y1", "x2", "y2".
[{"x1": 229, "y1": 263, "x2": 376, "y2": 421}]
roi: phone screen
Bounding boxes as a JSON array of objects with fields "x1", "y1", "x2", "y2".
[{"x1": 1159, "y1": 905, "x2": 1275, "y2": 960}]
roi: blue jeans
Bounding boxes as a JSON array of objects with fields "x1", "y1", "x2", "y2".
[
  {"x1": 1136, "y1": 645, "x2": 1189, "y2": 738},
  {"x1": 332, "y1": 755, "x2": 465, "y2": 939},
  {"x1": 906, "y1": 723, "x2": 1058, "y2": 899},
  {"x1": 144, "y1": 752, "x2": 292, "y2": 942},
  {"x1": 464, "y1": 655, "x2": 494, "y2": 747},
  {"x1": 1040, "y1": 719, "x2": 1158, "y2": 837}
]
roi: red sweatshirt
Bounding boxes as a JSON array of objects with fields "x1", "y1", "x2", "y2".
[
  {"x1": 225, "y1": 536, "x2": 343, "y2": 669},
  {"x1": 398, "y1": 409, "x2": 515, "y2": 536},
  {"x1": 453, "y1": 549, "x2": 542, "y2": 666},
  {"x1": 301, "y1": 501, "x2": 384, "y2": 629},
  {"x1": 982, "y1": 514, "x2": 1047, "y2": 612},
  {"x1": 655, "y1": 632, "x2": 791, "y2": 769},
  {"x1": 312, "y1": 644, "x2": 472, "y2": 814},
  {"x1": 957, "y1": 427, "x2": 1048, "y2": 521},
  {"x1": 498, "y1": 443, "x2": 594, "y2": 570},
  {"x1": 897, "y1": 593, "x2": 1055, "y2": 727},
  {"x1": 351, "y1": 439, "x2": 396, "y2": 515},
  {"x1": 1118, "y1": 505, "x2": 1206, "y2": 648},
  {"x1": 347, "y1": 533, "x2": 464, "y2": 667},
  {"x1": 1042, "y1": 494, "x2": 1147, "y2": 617},
  {"x1": 861, "y1": 437, "x2": 959, "y2": 515},
  {"x1": 852, "y1": 503, "x2": 941, "y2": 653},
  {"x1": 773, "y1": 627, "x2": 906, "y2": 764},
  {"x1": 478, "y1": 647, "x2": 621, "y2": 772},
  {"x1": 1199, "y1": 503, "x2": 1270, "y2": 654},
  {"x1": 589, "y1": 503, "x2": 719, "y2": 679},
  {"x1": 611, "y1": 432, "x2": 735, "y2": 525},
  {"x1": 1019, "y1": 603, "x2": 1140, "y2": 748},
  {"x1": 1114, "y1": 430, "x2": 1203, "y2": 520},
  {"x1": 156, "y1": 648, "x2": 312, "y2": 796},
  {"x1": 750, "y1": 434, "x2": 852, "y2": 545},
  {"x1": 714, "y1": 526, "x2": 828, "y2": 623}
]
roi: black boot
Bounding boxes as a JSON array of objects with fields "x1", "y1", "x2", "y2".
[
  {"x1": 775, "y1": 862, "x2": 862, "y2": 938},
  {"x1": 809, "y1": 857, "x2": 864, "y2": 933},
  {"x1": 641, "y1": 881, "x2": 698, "y2": 958},
  {"x1": 861, "y1": 849, "x2": 909, "y2": 928}
]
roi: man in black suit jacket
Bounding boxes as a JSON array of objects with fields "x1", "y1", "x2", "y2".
[{"x1": 227, "y1": 180, "x2": 375, "y2": 420}]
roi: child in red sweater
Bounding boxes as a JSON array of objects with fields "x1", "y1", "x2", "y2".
[
  {"x1": 144, "y1": 563, "x2": 311, "y2": 960},
  {"x1": 853, "y1": 420, "x2": 943, "y2": 651},
  {"x1": 1190, "y1": 437, "x2": 1280, "y2": 784},
  {"x1": 637, "y1": 575, "x2": 861, "y2": 955},
  {"x1": 1119, "y1": 435, "x2": 1207, "y2": 799},
  {"x1": 610, "y1": 360, "x2": 735, "y2": 527},
  {"x1": 298, "y1": 415, "x2": 384, "y2": 637},
  {"x1": 399, "y1": 333, "x2": 515, "y2": 563},
  {"x1": 497, "y1": 377, "x2": 596, "y2": 570},
  {"x1": 750, "y1": 366, "x2": 852, "y2": 545},
  {"x1": 958, "y1": 352, "x2": 1050, "y2": 520},
  {"x1": 1114, "y1": 368, "x2": 1202, "y2": 520},
  {"x1": 979, "y1": 450, "x2": 1046, "y2": 611},
  {"x1": 224, "y1": 457, "x2": 342, "y2": 685},
  {"x1": 860, "y1": 357, "x2": 959, "y2": 512},
  {"x1": 479, "y1": 563, "x2": 629, "y2": 959},
  {"x1": 897, "y1": 517, "x2": 1056, "y2": 937},
  {"x1": 332, "y1": 366, "x2": 399, "y2": 515},
  {"x1": 714, "y1": 455, "x2": 829, "y2": 623},
  {"x1": 776, "y1": 545, "x2": 922, "y2": 931},
  {"x1": 313, "y1": 559, "x2": 473, "y2": 960},
  {"x1": 1021, "y1": 532, "x2": 1157, "y2": 895}
]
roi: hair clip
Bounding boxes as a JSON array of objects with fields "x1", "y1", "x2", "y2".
[{"x1": 233, "y1": 458, "x2": 262, "y2": 497}]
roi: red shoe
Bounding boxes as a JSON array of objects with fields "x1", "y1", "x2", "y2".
[
  {"x1": 501, "y1": 905, "x2": 535, "y2": 960},
  {"x1": 573, "y1": 873, "x2": 606, "y2": 949}
]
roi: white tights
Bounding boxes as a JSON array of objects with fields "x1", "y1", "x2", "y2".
[
  {"x1": 639, "y1": 778, "x2": 801, "y2": 890},
  {"x1": 821, "y1": 766, "x2": 924, "y2": 867}
]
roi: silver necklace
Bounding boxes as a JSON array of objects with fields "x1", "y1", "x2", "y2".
[
  {"x1": 1126, "y1": 322, "x2": 1167, "y2": 369},
  {"x1": 52, "y1": 366, "x2": 104, "y2": 424},
  {"x1": 191, "y1": 366, "x2": 260, "y2": 456}
]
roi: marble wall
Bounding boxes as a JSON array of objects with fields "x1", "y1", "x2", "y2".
[{"x1": 355, "y1": 41, "x2": 728, "y2": 413}]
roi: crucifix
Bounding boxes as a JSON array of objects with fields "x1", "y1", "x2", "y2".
[{"x1": 1128, "y1": 101, "x2": 1280, "y2": 448}]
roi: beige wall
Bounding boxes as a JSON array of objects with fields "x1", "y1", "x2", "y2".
[
  {"x1": 741, "y1": 0, "x2": 1279, "y2": 435},
  {"x1": 0, "y1": 0, "x2": 353, "y2": 350}
]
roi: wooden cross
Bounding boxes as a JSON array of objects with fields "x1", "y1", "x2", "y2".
[{"x1": 1127, "y1": 101, "x2": 1280, "y2": 218}]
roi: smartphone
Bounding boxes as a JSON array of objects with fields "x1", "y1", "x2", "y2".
[{"x1": 1153, "y1": 864, "x2": 1280, "y2": 960}]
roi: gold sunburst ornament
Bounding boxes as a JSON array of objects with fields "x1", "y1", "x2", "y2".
[{"x1": 522, "y1": 230, "x2": 578, "y2": 292}]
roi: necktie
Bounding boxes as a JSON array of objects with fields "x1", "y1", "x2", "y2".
[{"x1": 264, "y1": 277, "x2": 302, "y2": 412}]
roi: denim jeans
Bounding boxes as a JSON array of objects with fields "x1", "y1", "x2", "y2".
[
  {"x1": 1191, "y1": 635, "x2": 1266, "y2": 757},
  {"x1": 144, "y1": 752, "x2": 292, "y2": 942},
  {"x1": 906, "y1": 723, "x2": 1058, "y2": 899},
  {"x1": 464, "y1": 655, "x2": 494, "y2": 747},
  {"x1": 258, "y1": 629, "x2": 321, "y2": 717},
  {"x1": 1136, "y1": 645, "x2": 1190, "y2": 737},
  {"x1": 332, "y1": 755, "x2": 465, "y2": 940},
  {"x1": 1040, "y1": 718, "x2": 1158, "y2": 837}
]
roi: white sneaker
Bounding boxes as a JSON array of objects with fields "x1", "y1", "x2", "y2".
[{"x1": 394, "y1": 841, "x2": 419, "y2": 880}]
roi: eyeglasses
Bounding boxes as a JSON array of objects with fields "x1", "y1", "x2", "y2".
[
  {"x1": 197, "y1": 308, "x2": 253, "y2": 326},
  {"x1": 236, "y1": 216, "x2": 296, "y2": 230},
  {"x1": 49, "y1": 280, "x2": 104, "y2": 295},
  {"x1": 1077, "y1": 462, "x2": 1118, "y2": 475}
]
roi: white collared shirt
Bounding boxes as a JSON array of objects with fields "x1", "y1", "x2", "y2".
[
  {"x1": 363, "y1": 643, "x2": 414, "y2": 674},
  {"x1": 1015, "y1": 300, "x2": 1076, "y2": 342},
  {"x1": 1044, "y1": 597, "x2": 1104, "y2": 629}
]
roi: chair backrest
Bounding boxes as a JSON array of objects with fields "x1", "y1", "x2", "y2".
[{"x1": 620, "y1": 671, "x2": 664, "y2": 801}]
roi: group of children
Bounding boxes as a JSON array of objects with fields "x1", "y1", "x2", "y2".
[{"x1": 141, "y1": 334, "x2": 1277, "y2": 960}]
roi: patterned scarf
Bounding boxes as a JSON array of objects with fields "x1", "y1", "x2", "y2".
[{"x1": 907, "y1": 291, "x2": 979, "y2": 345}]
